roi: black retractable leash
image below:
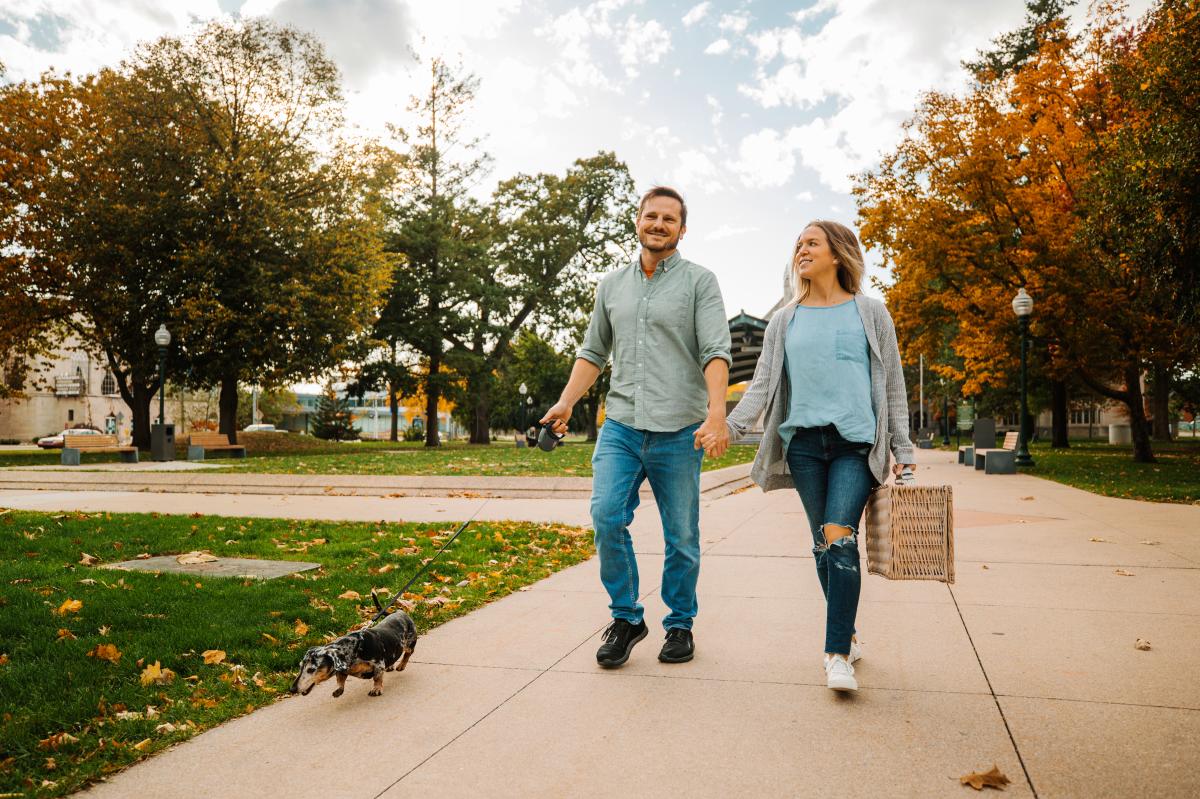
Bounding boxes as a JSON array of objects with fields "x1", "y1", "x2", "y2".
[
  {"x1": 537, "y1": 421, "x2": 565, "y2": 452},
  {"x1": 365, "y1": 506, "x2": 483, "y2": 628}
]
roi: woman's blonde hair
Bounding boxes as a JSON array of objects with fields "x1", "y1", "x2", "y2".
[{"x1": 790, "y1": 219, "x2": 866, "y2": 304}]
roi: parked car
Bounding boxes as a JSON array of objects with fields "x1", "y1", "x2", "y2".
[
  {"x1": 242, "y1": 423, "x2": 284, "y2": 433},
  {"x1": 37, "y1": 427, "x2": 104, "y2": 449}
]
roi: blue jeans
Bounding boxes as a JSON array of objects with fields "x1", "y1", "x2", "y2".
[
  {"x1": 785, "y1": 425, "x2": 875, "y2": 656},
  {"x1": 590, "y1": 418, "x2": 704, "y2": 631}
]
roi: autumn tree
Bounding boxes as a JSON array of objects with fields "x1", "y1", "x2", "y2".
[
  {"x1": 131, "y1": 19, "x2": 390, "y2": 442},
  {"x1": 857, "y1": 3, "x2": 1186, "y2": 462}
]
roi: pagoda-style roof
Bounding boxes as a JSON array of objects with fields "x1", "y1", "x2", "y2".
[{"x1": 728, "y1": 309, "x2": 769, "y2": 384}]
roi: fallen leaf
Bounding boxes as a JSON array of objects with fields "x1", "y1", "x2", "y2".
[
  {"x1": 1139, "y1": 540, "x2": 1160, "y2": 546},
  {"x1": 112, "y1": 710, "x2": 143, "y2": 721},
  {"x1": 261, "y1": 633, "x2": 278, "y2": 644},
  {"x1": 0, "y1": 653, "x2": 8, "y2": 665},
  {"x1": 1088, "y1": 537, "x2": 1109, "y2": 543},
  {"x1": 79, "y1": 553, "x2": 99, "y2": 566},
  {"x1": 960, "y1": 765, "x2": 1010, "y2": 791},
  {"x1": 1135, "y1": 638, "x2": 1151, "y2": 651},
  {"x1": 202, "y1": 650, "x2": 226, "y2": 665},
  {"x1": 87, "y1": 644, "x2": 122, "y2": 664},
  {"x1": 56, "y1": 629, "x2": 76, "y2": 641},
  {"x1": 55, "y1": 599, "x2": 83, "y2": 616},
  {"x1": 139, "y1": 661, "x2": 176, "y2": 686},
  {"x1": 98, "y1": 625, "x2": 111, "y2": 636},
  {"x1": 132, "y1": 738, "x2": 152, "y2": 751},
  {"x1": 981, "y1": 564, "x2": 989, "y2": 570},
  {"x1": 155, "y1": 722, "x2": 179, "y2": 734},
  {"x1": 1114, "y1": 569, "x2": 1135, "y2": 577},
  {"x1": 44, "y1": 756, "x2": 57, "y2": 770},
  {"x1": 37, "y1": 732, "x2": 79, "y2": 751},
  {"x1": 294, "y1": 619, "x2": 309, "y2": 637},
  {"x1": 176, "y1": 551, "x2": 218, "y2": 565},
  {"x1": 135, "y1": 553, "x2": 152, "y2": 560},
  {"x1": 1018, "y1": 496, "x2": 1034, "y2": 501},
  {"x1": 337, "y1": 590, "x2": 362, "y2": 600}
]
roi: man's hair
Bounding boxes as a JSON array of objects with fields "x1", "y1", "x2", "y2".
[{"x1": 637, "y1": 186, "x2": 687, "y2": 226}]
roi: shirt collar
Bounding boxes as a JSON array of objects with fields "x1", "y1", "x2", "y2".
[{"x1": 633, "y1": 250, "x2": 683, "y2": 274}]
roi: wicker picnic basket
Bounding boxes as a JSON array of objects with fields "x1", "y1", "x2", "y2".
[{"x1": 864, "y1": 472, "x2": 955, "y2": 583}]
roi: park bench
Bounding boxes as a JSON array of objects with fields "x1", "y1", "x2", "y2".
[
  {"x1": 61, "y1": 434, "x2": 138, "y2": 466},
  {"x1": 917, "y1": 431, "x2": 936, "y2": 449},
  {"x1": 187, "y1": 432, "x2": 247, "y2": 461},
  {"x1": 958, "y1": 417, "x2": 996, "y2": 467},
  {"x1": 974, "y1": 431, "x2": 1019, "y2": 474}
]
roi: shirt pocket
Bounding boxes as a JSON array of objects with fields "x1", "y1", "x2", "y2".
[
  {"x1": 834, "y1": 328, "x2": 866, "y2": 362},
  {"x1": 651, "y1": 292, "x2": 692, "y2": 331}
]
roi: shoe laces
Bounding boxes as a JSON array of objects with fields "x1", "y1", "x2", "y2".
[
  {"x1": 665, "y1": 628, "x2": 689, "y2": 644},
  {"x1": 826, "y1": 655, "x2": 853, "y2": 676},
  {"x1": 602, "y1": 620, "x2": 626, "y2": 644}
]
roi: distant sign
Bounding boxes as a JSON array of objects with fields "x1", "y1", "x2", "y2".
[{"x1": 957, "y1": 403, "x2": 975, "y2": 431}]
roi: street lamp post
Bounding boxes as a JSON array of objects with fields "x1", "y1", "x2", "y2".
[
  {"x1": 518, "y1": 382, "x2": 528, "y2": 446},
  {"x1": 942, "y1": 391, "x2": 950, "y2": 446},
  {"x1": 152, "y1": 324, "x2": 173, "y2": 461},
  {"x1": 1011, "y1": 288, "x2": 1035, "y2": 467}
]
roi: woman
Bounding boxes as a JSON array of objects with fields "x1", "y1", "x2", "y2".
[{"x1": 717, "y1": 220, "x2": 913, "y2": 692}]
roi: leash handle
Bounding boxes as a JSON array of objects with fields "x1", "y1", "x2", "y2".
[{"x1": 366, "y1": 517, "x2": 475, "y2": 626}]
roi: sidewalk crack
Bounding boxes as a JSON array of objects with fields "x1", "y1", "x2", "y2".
[{"x1": 949, "y1": 584, "x2": 1039, "y2": 798}]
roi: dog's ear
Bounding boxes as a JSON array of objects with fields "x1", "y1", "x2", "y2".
[{"x1": 329, "y1": 650, "x2": 348, "y2": 673}]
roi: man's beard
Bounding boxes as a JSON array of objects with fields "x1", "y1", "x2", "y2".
[{"x1": 639, "y1": 230, "x2": 680, "y2": 253}]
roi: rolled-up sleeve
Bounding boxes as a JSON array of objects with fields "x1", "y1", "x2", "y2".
[
  {"x1": 694, "y1": 270, "x2": 731, "y2": 368},
  {"x1": 576, "y1": 281, "x2": 612, "y2": 368}
]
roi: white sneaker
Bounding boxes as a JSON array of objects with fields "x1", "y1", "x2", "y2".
[
  {"x1": 825, "y1": 654, "x2": 858, "y2": 692},
  {"x1": 849, "y1": 639, "x2": 863, "y2": 664}
]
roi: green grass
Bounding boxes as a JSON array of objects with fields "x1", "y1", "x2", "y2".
[
  {"x1": 938, "y1": 437, "x2": 1200, "y2": 504},
  {"x1": 1021, "y1": 439, "x2": 1200, "y2": 504},
  {"x1": 0, "y1": 509, "x2": 594, "y2": 797},
  {"x1": 0, "y1": 438, "x2": 758, "y2": 478}
]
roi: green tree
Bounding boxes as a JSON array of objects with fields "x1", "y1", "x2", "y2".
[
  {"x1": 379, "y1": 57, "x2": 492, "y2": 448},
  {"x1": 310, "y1": 384, "x2": 360, "y2": 441},
  {"x1": 133, "y1": 19, "x2": 390, "y2": 443},
  {"x1": 449, "y1": 152, "x2": 638, "y2": 444}
]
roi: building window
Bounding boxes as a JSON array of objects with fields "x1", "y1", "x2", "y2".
[
  {"x1": 1070, "y1": 407, "x2": 1099, "y2": 425},
  {"x1": 101, "y1": 369, "x2": 117, "y2": 396},
  {"x1": 68, "y1": 410, "x2": 74, "y2": 422}
]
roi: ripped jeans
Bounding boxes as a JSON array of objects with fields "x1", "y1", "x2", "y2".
[{"x1": 785, "y1": 425, "x2": 875, "y2": 656}]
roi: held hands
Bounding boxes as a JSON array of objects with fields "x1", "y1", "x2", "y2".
[
  {"x1": 694, "y1": 415, "x2": 730, "y2": 458},
  {"x1": 539, "y1": 401, "x2": 572, "y2": 436}
]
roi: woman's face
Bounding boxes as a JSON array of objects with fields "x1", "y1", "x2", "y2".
[{"x1": 794, "y1": 225, "x2": 837, "y2": 282}]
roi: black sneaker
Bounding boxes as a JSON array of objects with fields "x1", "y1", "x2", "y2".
[
  {"x1": 596, "y1": 619, "x2": 648, "y2": 668},
  {"x1": 658, "y1": 628, "x2": 694, "y2": 663}
]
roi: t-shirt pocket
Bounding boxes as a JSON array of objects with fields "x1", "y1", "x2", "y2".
[{"x1": 834, "y1": 328, "x2": 866, "y2": 362}]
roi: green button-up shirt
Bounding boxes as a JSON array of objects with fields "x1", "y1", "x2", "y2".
[{"x1": 577, "y1": 252, "x2": 731, "y2": 432}]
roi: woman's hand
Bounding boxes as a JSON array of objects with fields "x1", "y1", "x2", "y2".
[{"x1": 892, "y1": 462, "x2": 916, "y2": 476}]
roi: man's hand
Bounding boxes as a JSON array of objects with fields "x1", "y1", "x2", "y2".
[
  {"x1": 694, "y1": 414, "x2": 729, "y2": 457},
  {"x1": 540, "y1": 401, "x2": 572, "y2": 436}
]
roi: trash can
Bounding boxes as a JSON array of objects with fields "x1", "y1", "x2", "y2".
[
  {"x1": 151, "y1": 423, "x2": 175, "y2": 462},
  {"x1": 1108, "y1": 424, "x2": 1131, "y2": 445}
]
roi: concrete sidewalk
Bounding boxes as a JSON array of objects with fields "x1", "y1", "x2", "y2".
[{"x1": 5, "y1": 451, "x2": 1199, "y2": 797}]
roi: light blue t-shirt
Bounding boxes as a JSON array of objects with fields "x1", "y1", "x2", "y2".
[{"x1": 779, "y1": 299, "x2": 876, "y2": 448}]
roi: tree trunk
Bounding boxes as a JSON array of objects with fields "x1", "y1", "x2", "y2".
[
  {"x1": 1124, "y1": 363, "x2": 1155, "y2": 463},
  {"x1": 389, "y1": 341, "x2": 400, "y2": 443},
  {"x1": 424, "y1": 355, "x2": 440, "y2": 448},
  {"x1": 1051, "y1": 379, "x2": 1069, "y2": 448},
  {"x1": 389, "y1": 381, "x2": 399, "y2": 442},
  {"x1": 470, "y1": 395, "x2": 490, "y2": 445},
  {"x1": 1152, "y1": 363, "x2": 1172, "y2": 442},
  {"x1": 219, "y1": 375, "x2": 240, "y2": 444},
  {"x1": 130, "y1": 382, "x2": 155, "y2": 451}
]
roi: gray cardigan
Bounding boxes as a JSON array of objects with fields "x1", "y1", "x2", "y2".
[{"x1": 726, "y1": 294, "x2": 913, "y2": 490}]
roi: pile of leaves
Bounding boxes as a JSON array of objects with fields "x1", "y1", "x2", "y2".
[{"x1": 0, "y1": 508, "x2": 593, "y2": 796}]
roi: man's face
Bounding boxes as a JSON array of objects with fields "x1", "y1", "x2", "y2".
[{"x1": 637, "y1": 196, "x2": 686, "y2": 254}]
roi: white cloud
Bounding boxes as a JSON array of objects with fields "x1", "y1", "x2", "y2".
[
  {"x1": 732, "y1": 128, "x2": 797, "y2": 189},
  {"x1": 796, "y1": 190, "x2": 814, "y2": 201},
  {"x1": 705, "y1": 223, "x2": 759, "y2": 241},
  {"x1": 617, "y1": 16, "x2": 672, "y2": 77},
  {"x1": 704, "y1": 38, "x2": 731, "y2": 55},
  {"x1": 265, "y1": 0, "x2": 414, "y2": 88},
  {"x1": 718, "y1": 12, "x2": 750, "y2": 34},
  {"x1": 674, "y1": 148, "x2": 725, "y2": 194},
  {"x1": 682, "y1": 2, "x2": 710, "y2": 27}
]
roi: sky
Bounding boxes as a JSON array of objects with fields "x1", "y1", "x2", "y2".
[{"x1": 0, "y1": 0, "x2": 1155, "y2": 319}]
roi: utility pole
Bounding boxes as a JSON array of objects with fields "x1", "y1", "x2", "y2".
[{"x1": 919, "y1": 354, "x2": 925, "y2": 431}]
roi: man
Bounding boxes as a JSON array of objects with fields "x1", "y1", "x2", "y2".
[{"x1": 541, "y1": 186, "x2": 731, "y2": 668}]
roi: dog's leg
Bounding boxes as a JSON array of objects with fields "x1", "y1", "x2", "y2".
[
  {"x1": 332, "y1": 673, "x2": 347, "y2": 698},
  {"x1": 396, "y1": 647, "x2": 413, "y2": 672},
  {"x1": 369, "y1": 661, "x2": 385, "y2": 696}
]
